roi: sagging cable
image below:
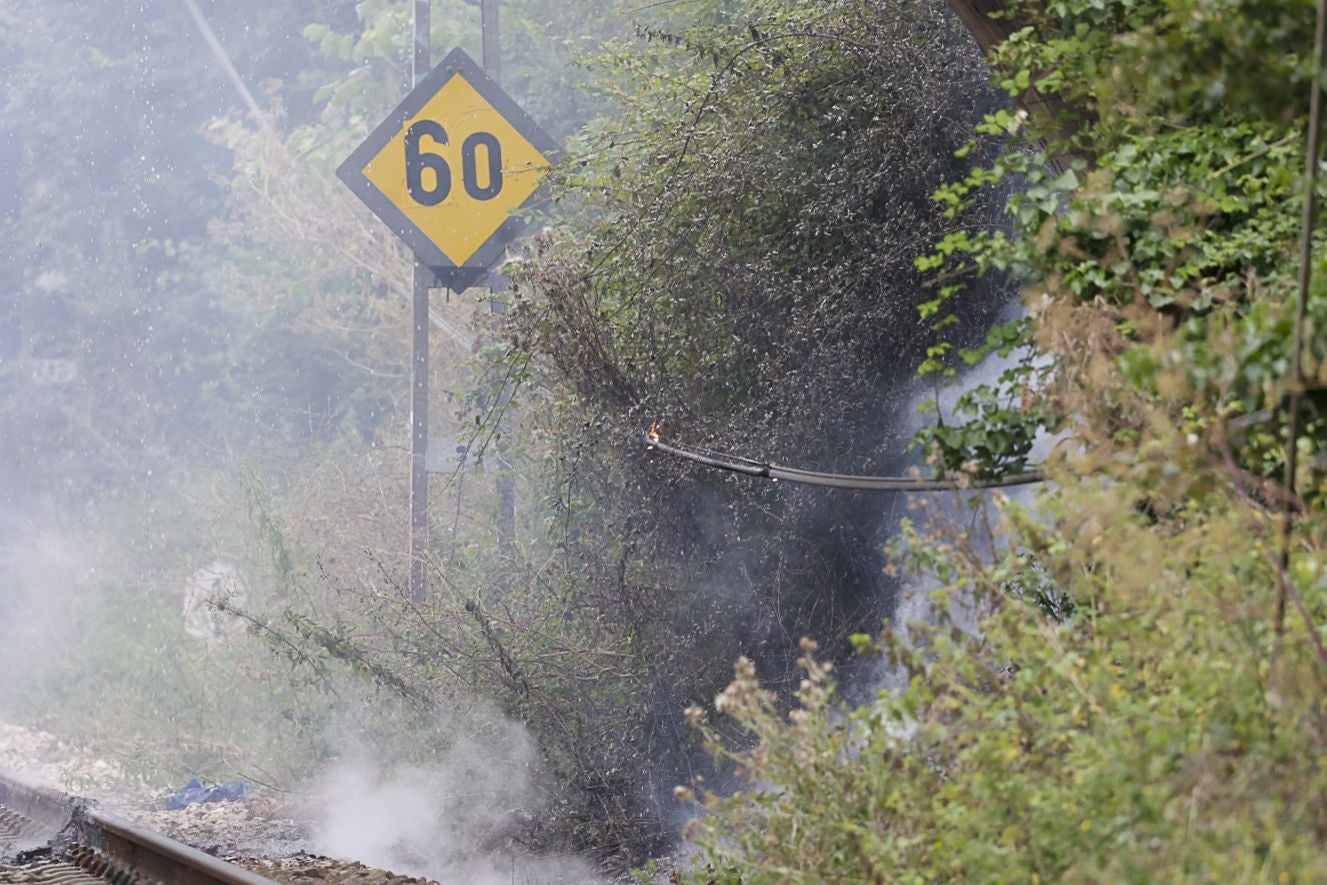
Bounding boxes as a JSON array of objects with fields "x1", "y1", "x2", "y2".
[{"x1": 642, "y1": 423, "x2": 1044, "y2": 492}]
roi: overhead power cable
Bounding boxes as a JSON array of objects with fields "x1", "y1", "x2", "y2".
[
  {"x1": 182, "y1": 0, "x2": 268, "y2": 127},
  {"x1": 181, "y1": 0, "x2": 475, "y2": 350},
  {"x1": 641, "y1": 425, "x2": 1044, "y2": 492}
]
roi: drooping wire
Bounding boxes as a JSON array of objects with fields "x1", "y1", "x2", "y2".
[{"x1": 641, "y1": 425, "x2": 1044, "y2": 492}]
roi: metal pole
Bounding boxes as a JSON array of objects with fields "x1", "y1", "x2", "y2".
[
  {"x1": 414, "y1": 1, "x2": 430, "y2": 85},
  {"x1": 481, "y1": 0, "x2": 501, "y2": 83},
  {"x1": 409, "y1": 0, "x2": 431, "y2": 602},
  {"x1": 481, "y1": 0, "x2": 515, "y2": 556}
]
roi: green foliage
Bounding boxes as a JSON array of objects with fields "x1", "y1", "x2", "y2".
[
  {"x1": 682, "y1": 0, "x2": 1327, "y2": 878},
  {"x1": 0, "y1": 0, "x2": 395, "y2": 790},
  {"x1": 911, "y1": 0, "x2": 1327, "y2": 497},
  {"x1": 515, "y1": 0, "x2": 1006, "y2": 682},
  {"x1": 498, "y1": 0, "x2": 1010, "y2": 859},
  {"x1": 222, "y1": 0, "x2": 1011, "y2": 867},
  {"x1": 688, "y1": 488, "x2": 1327, "y2": 881},
  {"x1": 0, "y1": 463, "x2": 339, "y2": 788},
  {"x1": 913, "y1": 318, "x2": 1058, "y2": 475}
]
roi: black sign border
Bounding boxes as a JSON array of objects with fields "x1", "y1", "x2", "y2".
[{"x1": 336, "y1": 47, "x2": 559, "y2": 291}]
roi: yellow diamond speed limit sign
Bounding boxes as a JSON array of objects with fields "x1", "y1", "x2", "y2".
[{"x1": 337, "y1": 48, "x2": 557, "y2": 288}]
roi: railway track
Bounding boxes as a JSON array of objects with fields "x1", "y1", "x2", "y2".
[{"x1": 0, "y1": 769, "x2": 274, "y2": 884}]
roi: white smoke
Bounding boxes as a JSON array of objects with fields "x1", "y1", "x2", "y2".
[
  {"x1": 0, "y1": 519, "x2": 96, "y2": 694},
  {"x1": 309, "y1": 711, "x2": 604, "y2": 884},
  {"x1": 879, "y1": 334, "x2": 1056, "y2": 686}
]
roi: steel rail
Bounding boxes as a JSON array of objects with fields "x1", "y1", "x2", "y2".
[
  {"x1": 76, "y1": 807, "x2": 274, "y2": 885},
  {"x1": 643, "y1": 429, "x2": 1045, "y2": 491},
  {"x1": 0, "y1": 768, "x2": 274, "y2": 884},
  {"x1": 0, "y1": 770, "x2": 79, "y2": 850}
]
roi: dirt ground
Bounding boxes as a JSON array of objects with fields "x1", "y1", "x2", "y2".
[{"x1": 0, "y1": 720, "x2": 441, "y2": 884}]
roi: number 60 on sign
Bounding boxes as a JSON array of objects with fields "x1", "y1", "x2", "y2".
[{"x1": 338, "y1": 48, "x2": 558, "y2": 282}]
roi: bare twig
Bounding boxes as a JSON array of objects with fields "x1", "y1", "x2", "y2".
[
  {"x1": 1273, "y1": 554, "x2": 1327, "y2": 673},
  {"x1": 1278, "y1": 0, "x2": 1327, "y2": 634}
]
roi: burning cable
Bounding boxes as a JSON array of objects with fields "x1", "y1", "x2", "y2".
[{"x1": 642, "y1": 423, "x2": 1044, "y2": 492}]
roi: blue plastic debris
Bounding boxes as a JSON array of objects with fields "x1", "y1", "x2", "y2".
[{"x1": 164, "y1": 778, "x2": 252, "y2": 810}]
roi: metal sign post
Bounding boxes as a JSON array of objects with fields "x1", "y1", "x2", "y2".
[
  {"x1": 409, "y1": 0, "x2": 431, "y2": 603},
  {"x1": 481, "y1": 0, "x2": 515, "y2": 555},
  {"x1": 482, "y1": 0, "x2": 500, "y2": 82},
  {"x1": 337, "y1": 2, "x2": 557, "y2": 599}
]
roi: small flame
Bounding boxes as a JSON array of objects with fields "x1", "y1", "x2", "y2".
[{"x1": 647, "y1": 421, "x2": 660, "y2": 447}]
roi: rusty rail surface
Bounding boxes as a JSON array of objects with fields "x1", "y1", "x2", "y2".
[{"x1": 0, "y1": 768, "x2": 274, "y2": 884}]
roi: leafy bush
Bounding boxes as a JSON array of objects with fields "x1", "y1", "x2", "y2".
[{"x1": 680, "y1": 0, "x2": 1327, "y2": 879}]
